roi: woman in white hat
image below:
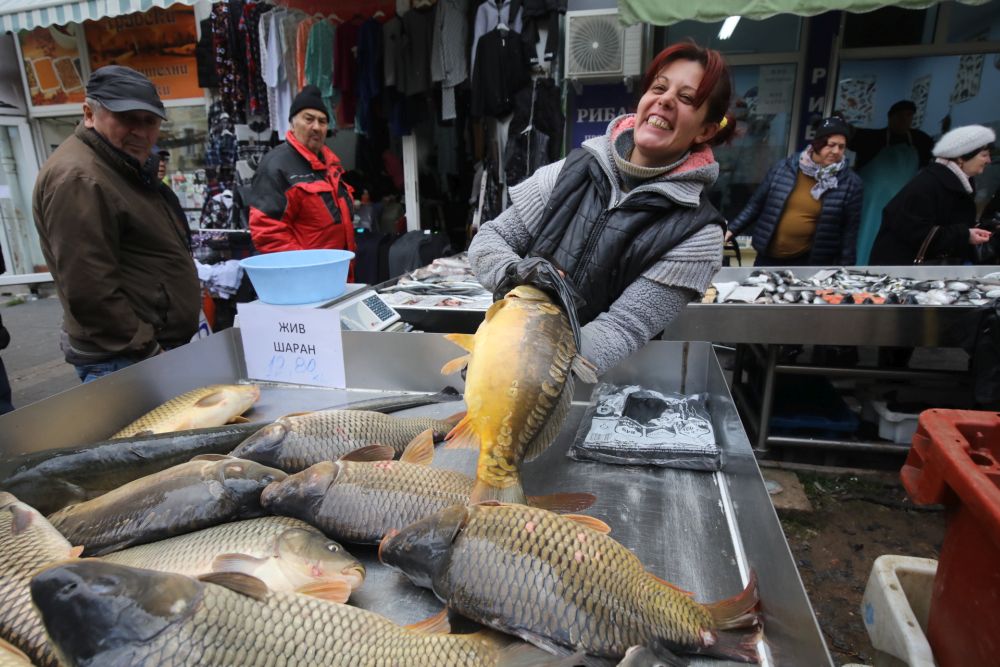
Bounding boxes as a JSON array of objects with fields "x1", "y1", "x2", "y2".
[{"x1": 870, "y1": 124, "x2": 994, "y2": 265}]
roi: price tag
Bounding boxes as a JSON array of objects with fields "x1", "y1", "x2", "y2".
[{"x1": 237, "y1": 302, "x2": 346, "y2": 388}]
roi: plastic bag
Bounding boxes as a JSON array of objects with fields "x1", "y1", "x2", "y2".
[{"x1": 567, "y1": 383, "x2": 721, "y2": 470}]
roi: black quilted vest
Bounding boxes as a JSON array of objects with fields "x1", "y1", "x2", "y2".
[{"x1": 527, "y1": 148, "x2": 724, "y2": 324}]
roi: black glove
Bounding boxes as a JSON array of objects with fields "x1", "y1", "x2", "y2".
[{"x1": 493, "y1": 256, "x2": 585, "y2": 348}]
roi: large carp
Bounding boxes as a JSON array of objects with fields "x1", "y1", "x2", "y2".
[
  {"x1": 31, "y1": 561, "x2": 581, "y2": 667},
  {"x1": 380, "y1": 503, "x2": 761, "y2": 662},
  {"x1": 112, "y1": 384, "x2": 261, "y2": 438},
  {"x1": 0, "y1": 493, "x2": 81, "y2": 667},
  {"x1": 442, "y1": 285, "x2": 597, "y2": 504},
  {"x1": 229, "y1": 409, "x2": 463, "y2": 473},
  {"x1": 0, "y1": 639, "x2": 31, "y2": 667},
  {"x1": 48, "y1": 456, "x2": 285, "y2": 556},
  {"x1": 101, "y1": 516, "x2": 364, "y2": 602},
  {"x1": 261, "y1": 431, "x2": 594, "y2": 544}
]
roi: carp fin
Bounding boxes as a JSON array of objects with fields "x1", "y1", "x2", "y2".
[
  {"x1": 340, "y1": 444, "x2": 395, "y2": 462},
  {"x1": 400, "y1": 429, "x2": 435, "y2": 466},
  {"x1": 190, "y1": 454, "x2": 234, "y2": 462},
  {"x1": 485, "y1": 299, "x2": 506, "y2": 322},
  {"x1": 295, "y1": 579, "x2": 351, "y2": 603},
  {"x1": 443, "y1": 332, "x2": 475, "y2": 352},
  {"x1": 706, "y1": 571, "x2": 761, "y2": 631},
  {"x1": 444, "y1": 410, "x2": 466, "y2": 427},
  {"x1": 700, "y1": 628, "x2": 762, "y2": 663},
  {"x1": 571, "y1": 355, "x2": 599, "y2": 384},
  {"x1": 133, "y1": 429, "x2": 155, "y2": 437},
  {"x1": 404, "y1": 608, "x2": 450, "y2": 634},
  {"x1": 211, "y1": 553, "x2": 267, "y2": 575},
  {"x1": 523, "y1": 377, "x2": 574, "y2": 462},
  {"x1": 625, "y1": 641, "x2": 689, "y2": 667},
  {"x1": 495, "y1": 643, "x2": 587, "y2": 667},
  {"x1": 440, "y1": 355, "x2": 470, "y2": 376},
  {"x1": 195, "y1": 392, "x2": 226, "y2": 407},
  {"x1": 227, "y1": 415, "x2": 250, "y2": 424},
  {"x1": 444, "y1": 415, "x2": 479, "y2": 450},
  {"x1": 526, "y1": 492, "x2": 596, "y2": 513},
  {"x1": 9, "y1": 505, "x2": 33, "y2": 533},
  {"x1": 562, "y1": 514, "x2": 611, "y2": 534},
  {"x1": 278, "y1": 411, "x2": 313, "y2": 420},
  {"x1": 198, "y1": 572, "x2": 269, "y2": 601},
  {"x1": 648, "y1": 572, "x2": 694, "y2": 597},
  {"x1": 68, "y1": 545, "x2": 85, "y2": 558},
  {"x1": 469, "y1": 480, "x2": 527, "y2": 505}
]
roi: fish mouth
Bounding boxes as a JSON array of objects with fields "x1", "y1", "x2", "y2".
[
  {"x1": 377, "y1": 529, "x2": 400, "y2": 564},
  {"x1": 341, "y1": 565, "x2": 366, "y2": 590}
]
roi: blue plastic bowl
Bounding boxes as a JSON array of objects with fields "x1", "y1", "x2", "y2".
[{"x1": 239, "y1": 249, "x2": 354, "y2": 305}]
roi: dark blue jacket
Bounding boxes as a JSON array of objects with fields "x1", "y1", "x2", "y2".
[{"x1": 729, "y1": 155, "x2": 864, "y2": 265}]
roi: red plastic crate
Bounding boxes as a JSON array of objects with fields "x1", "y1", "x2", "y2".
[{"x1": 900, "y1": 409, "x2": 1000, "y2": 667}]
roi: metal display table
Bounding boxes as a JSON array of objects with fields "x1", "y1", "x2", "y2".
[{"x1": 0, "y1": 330, "x2": 831, "y2": 666}]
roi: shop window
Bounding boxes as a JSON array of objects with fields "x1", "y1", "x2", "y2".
[
  {"x1": 842, "y1": 6, "x2": 937, "y2": 49},
  {"x1": 659, "y1": 15, "x2": 802, "y2": 54},
  {"x1": 712, "y1": 64, "x2": 797, "y2": 221},
  {"x1": 36, "y1": 115, "x2": 77, "y2": 157},
  {"x1": 947, "y1": 0, "x2": 1000, "y2": 43}
]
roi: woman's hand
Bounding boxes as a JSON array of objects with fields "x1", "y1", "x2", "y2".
[
  {"x1": 724, "y1": 230, "x2": 734, "y2": 244},
  {"x1": 969, "y1": 227, "x2": 993, "y2": 245}
]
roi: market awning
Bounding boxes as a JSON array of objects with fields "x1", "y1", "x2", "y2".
[
  {"x1": 618, "y1": 0, "x2": 991, "y2": 26},
  {"x1": 0, "y1": 0, "x2": 196, "y2": 33}
]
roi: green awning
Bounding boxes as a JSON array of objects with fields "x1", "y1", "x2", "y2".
[{"x1": 618, "y1": 0, "x2": 991, "y2": 26}]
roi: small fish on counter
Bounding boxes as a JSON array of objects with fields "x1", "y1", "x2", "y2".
[
  {"x1": 101, "y1": 516, "x2": 364, "y2": 603},
  {"x1": 30, "y1": 560, "x2": 582, "y2": 667},
  {"x1": 442, "y1": 285, "x2": 598, "y2": 505},
  {"x1": 48, "y1": 456, "x2": 285, "y2": 556},
  {"x1": 380, "y1": 503, "x2": 761, "y2": 663},
  {"x1": 111, "y1": 384, "x2": 261, "y2": 438},
  {"x1": 261, "y1": 431, "x2": 594, "y2": 544},
  {"x1": 0, "y1": 493, "x2": 82, "y2": 667},
  {"x1": 229, "y1": 409, "x2": 463, "y2": 473}
]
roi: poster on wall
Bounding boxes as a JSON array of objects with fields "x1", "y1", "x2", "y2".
[
  {"x1": 835, "y1": 76, "x2": 876, "y2": 126},
  {"x1": 18, "y1": 25, "x2": 86, "y2": 107},
  {"x1": 755, "y1": 65, "x2": 795, "y2": 116},
  {"x1": 910, "y1": 75, "x2": 931, "y2": 129},
  {"x1": 950, "y1": 53, "x2": 984, "y2": 105},
  {"x1": 569, "y1": 83, "x2": 634, "y2": 149},
  {"x1": 0, "y1": 34, "x2": 27, "y2": 114},
  {"x1": 85, "y1": 7, "x2": 200, "y2": 100}
]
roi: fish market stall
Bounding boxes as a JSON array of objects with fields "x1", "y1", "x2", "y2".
[{"x1": 0, "y1": 330, "x2": 831, "y2": 665}]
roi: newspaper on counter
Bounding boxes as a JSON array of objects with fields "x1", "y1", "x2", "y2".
[{"x1": 568, "y1": 383, "x2": 721, "y2": 470}]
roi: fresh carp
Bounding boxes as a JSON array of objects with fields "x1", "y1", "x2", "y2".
[
  {"x1": 0, "y1": 639, "x2": 32, "y2": 667},
  {"x1": 260, "y1": 431, "x2": 594, "y2": 544},
  {"x1": 111, "y1": 384, "x2": 261, "y2": 438},
  {"x1": 31, "y1": 561, "x2": 581, "y2": 667},
  {"x1": 0, "y1": 493, "x2": 81, "y2": 667},
  {"x1": 229, "y1": 409, "x2": 463, "y2": 473},
  {"x1": 101, "y1": 516, "x2": 364, "y2": 602},
  {"x1": 442, "y1": 285, "x2": 597, "y2": 503},
  {"x1": 380, "y1": 503, "x2": 761, "y2": 662},
  {"x1": 48, "y1": 457, "x2": 285, "y2": 556}
]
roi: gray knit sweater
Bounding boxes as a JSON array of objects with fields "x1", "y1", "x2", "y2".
[{"x1": 468, "y1": 114, "x2": 723, "y2": 375}]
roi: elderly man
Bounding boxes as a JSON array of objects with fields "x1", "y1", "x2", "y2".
[
  {"x1": 33, "y1": 65, "x2": 199, "y2": 383},
  {"x1": 247, "y1": 85, "x2": 356, "y2": 276}
]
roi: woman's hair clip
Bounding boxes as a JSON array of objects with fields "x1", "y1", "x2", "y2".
[{"x1": 718, "y1": 116, "x2": 728, "y2": 129}]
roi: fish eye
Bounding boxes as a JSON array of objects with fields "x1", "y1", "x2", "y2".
[{"x1": 326, "y1": 544, "x2": 339, "y2": 553}]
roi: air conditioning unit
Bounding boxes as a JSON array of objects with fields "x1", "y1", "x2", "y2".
[{"x1": 565, "y1": 9, "x2": 644, "y2": 86}]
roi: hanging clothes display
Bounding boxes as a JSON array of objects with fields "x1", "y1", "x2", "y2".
[
  {"x1": 504, "y1": 77, "x2": 563, "y2": 187},
  {"x1": 304, "y1": 18, "x2": 336, "y2": 121},
  {"x1": 470, "y1": 0, "x2": 523, "y2": 71},
  {"x1": 240, "y1": 1, "x2": 271, "y2": 122},
  {"x1": 211, "y1": 0, "x2": 248, "y2": 124},
  {"x1": 295, "y1": 16, "x2": 318, "y2": 90},
  {"x1": 430, "y1": 0, "x2": 469, "y2": 121},
  {"x1": 399, "y1": 4, "x2": 437, "y2": 96},
  {"x1": 471, "y1": 26, "x2": 531, "y2": 118},
  {"x1": 519, "y1": 0, "x2": 565, "y2": 64},
  {"x1": 196, "y1": 17, "x2": 218, "y2": 89},
  {"x1": 334, "y1": 16, "x2": 363, "y2": 127},
  {"x1": 355, "y1": 17, "x2": 383, "y2": 136}
]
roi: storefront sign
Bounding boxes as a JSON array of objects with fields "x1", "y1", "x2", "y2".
[
  {"x1": 237, "y1": 302, "x2": 347, "y2": 389},
  {"x1": 570, "y1": 83, "x2": 635, "y2": 149},
  {"x1": 756, "y1": 64, "x2": 795, "y2": 116},
  {"x1": 796, "y1": 12, "x2": 839, "y2": 148},
  {"x1": 86, "y1": 7, "x2": 200, "y2": 100},
  {"x1": 18, "y1": 24, "x2": 85, "y2": 107}
]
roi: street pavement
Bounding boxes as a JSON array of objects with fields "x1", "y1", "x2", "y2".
[{"x1": 1, "y1": 291, "x2": 78, "y2": 410}]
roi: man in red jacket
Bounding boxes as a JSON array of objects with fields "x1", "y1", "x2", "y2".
[{"x1": 248, "y1": 85, "x2": 356, "y2": 278}]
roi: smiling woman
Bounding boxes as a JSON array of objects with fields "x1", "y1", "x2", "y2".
[{"x1": 468, "y1": 41, "x2": 735, "y2": 376}]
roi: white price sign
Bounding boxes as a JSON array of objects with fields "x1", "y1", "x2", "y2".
[{"x1": 237, "y1": 302, "x2": 346, "y2": 388}]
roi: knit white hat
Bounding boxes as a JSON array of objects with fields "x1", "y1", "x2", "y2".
[{"x1": 932, "y1": 125, "x2": 996, "y2": 159}]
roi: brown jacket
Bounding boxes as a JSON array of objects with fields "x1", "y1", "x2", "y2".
[{"x1": 33, "y1": 124, "x2": 200, "y2": 362}]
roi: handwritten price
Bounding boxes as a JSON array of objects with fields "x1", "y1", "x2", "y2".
[{"x1": 267, "y1": 355, "x2": 320, "y2": 382}]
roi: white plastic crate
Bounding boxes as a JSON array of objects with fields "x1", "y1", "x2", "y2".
[
  {"x1": 871, "y1": 400, "x2": 921, "y2": 445},
  {"x1": 862, "y1": 555, "x2": 938, "y2": 667}
]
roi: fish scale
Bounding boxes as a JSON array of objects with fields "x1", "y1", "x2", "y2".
[{"x1": 0, "y1": 493, "x2": 77, "y2": 667}]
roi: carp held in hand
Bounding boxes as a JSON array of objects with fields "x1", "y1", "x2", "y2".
[
  {"x1": 261, "y1": 430, "x2": 594, "y2": 544},
  {"x1": 0, "y1": 493, "x2": 82, "y2": 667},
  {"x1": 380, "y1": 503, "x2": 761, "y2": 662},
  {"x1": 101, "y1": 516, "x2": 365, "y2": 602},
  {"x1": 30, "y1": 561, "x2": 582, "y2": 667},
  {"x1": 47, "y1": 456, "x2": 285, "y2": 556},
  {"x1": 111, "y1": 384, "x2": 261, "y2": 438},
  {"x1": 441, "y1": 285, "x2": 598, "y2": 504},
  {"x1": 0, "y1": 639, "x2": 31, "y2": 667},
  {"x1": 229, "y1": 408, "x2": 463, "y2": 473}
]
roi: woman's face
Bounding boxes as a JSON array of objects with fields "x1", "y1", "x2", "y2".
[
  {"x1": 633, "y1": 59, "x2": 719, "y2": 168},
  {"x1": 959, "y1": 148, "x2": 992, "y2": 177},
  {"x1": 813, "y1": 134, "x2": 847, "y2": 167}
]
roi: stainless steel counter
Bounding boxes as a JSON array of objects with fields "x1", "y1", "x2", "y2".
[{"x1": 0, "y1": 330, "x2": 832, "y2": 665}]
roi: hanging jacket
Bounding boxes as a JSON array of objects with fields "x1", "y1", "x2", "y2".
[
  {"x1": 247, "y1": 132, "x2": 357, "y2": 278},
  {"x1": 728, "y1": 154, "x2": 864, "y2": 265},
  {"x1": 471, "y1": 27, "x2": 531, "y2": 118}
]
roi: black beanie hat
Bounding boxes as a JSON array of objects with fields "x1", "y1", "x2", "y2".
[
  {"x1": 289, "y1": 85, "x2": 328, "y2": 122},
  {"x1": 814, "y1": 116, "x2": 852, "y2": 142}
]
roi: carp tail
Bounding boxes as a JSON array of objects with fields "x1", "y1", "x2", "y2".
[
  {"x1": 469, "y1": 479, "x2": 528, "y2": 506},
  {"x1": 526, "y1": 492, "x2": 597, "y2": 513},
  {"x1": 706, "y1": 570, "x2": 761, "y2": 631}
]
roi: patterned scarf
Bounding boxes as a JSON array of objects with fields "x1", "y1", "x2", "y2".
[{"x1": 798, "y1": 146, "x2": 845, "y2": 200}]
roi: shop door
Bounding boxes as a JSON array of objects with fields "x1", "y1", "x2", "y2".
[{"x1": 0, "y1": 118, "x2": 44, "y2": 275}]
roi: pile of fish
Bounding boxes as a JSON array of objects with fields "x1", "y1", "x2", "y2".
[
  {"x1": 0, "y1": 286, "x2": 762, "y2": 666},
  {"x1": 378, "y1": 253, "x2": 493, "y2": 309},
  {"x1": 708, "y1": 268, "x2": 1000, "y2": 305}
]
